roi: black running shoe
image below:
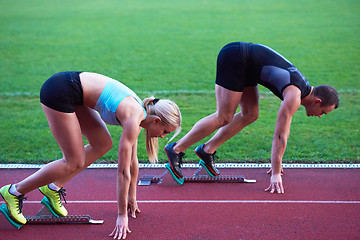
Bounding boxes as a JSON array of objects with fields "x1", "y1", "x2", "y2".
[
  {"x1": 164, "y1": 142, "x2": 185, "y2": 180},
  {"x1": 195, "y1": 144, "x2": 220, "y2": 177}
]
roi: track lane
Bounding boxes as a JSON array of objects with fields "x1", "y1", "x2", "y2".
[{"x1": 0, "y1": 168, "x2": 359, "y2": 239}]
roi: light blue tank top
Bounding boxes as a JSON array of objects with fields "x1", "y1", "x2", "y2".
[{"x1": 94, "y1": 79, "x2": 147, "y2": 125}]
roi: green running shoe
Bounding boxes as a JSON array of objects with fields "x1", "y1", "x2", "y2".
[
  {"x1": 39, "y1": 185, "x2": 68, "y2": 217},
  {"x1": 0, "y1": 184, "x2": 27, "y2": 224}
]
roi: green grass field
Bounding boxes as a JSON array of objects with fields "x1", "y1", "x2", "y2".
[{"x1": 0, "y1": 0, "x2": 359, "y2": 164}]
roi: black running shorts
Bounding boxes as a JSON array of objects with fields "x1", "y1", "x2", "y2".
[
  {"x1": 215, "y1": 42, "x2": 257, "y2": 92},
  {"x1": 40, "y1": 71, "x2": 83, "y2": 113}
]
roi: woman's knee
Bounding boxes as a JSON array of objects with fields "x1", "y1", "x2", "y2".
[
  {"x1": 93, "y1": 135, "x2": 113, "y2": 156},
  {"x1": 101, "y1": 137, "x2": 113, "y2": 153},
  {"x1": 63, "y1": 156, "x2": 86, "y2": 173}
]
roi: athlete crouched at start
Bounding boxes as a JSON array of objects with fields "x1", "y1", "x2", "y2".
[
  {"x1": 0, "y1": 71, "x2": 181, "y2": 239},
  {"x1": 165, "y1": 42, "x2": 339, "y2": 192}
]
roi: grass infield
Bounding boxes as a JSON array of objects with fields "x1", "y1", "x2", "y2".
[{"x1": 0, "y1": 0, "x2": 359, "y2": 163}]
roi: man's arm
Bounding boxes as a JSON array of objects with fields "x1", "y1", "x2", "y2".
[{"x1": 265, "y1": 85, "x2": 301, "y2": 193}]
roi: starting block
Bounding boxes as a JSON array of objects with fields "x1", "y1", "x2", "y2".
[
  {"x1": 0, "y1": 197, "x2": 103, "y2": 230},
  {"x1": 138, "y1": 166, "x2": 256, "y2": 186}
]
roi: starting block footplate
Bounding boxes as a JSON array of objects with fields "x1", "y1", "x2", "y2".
[
  {"x1": 0, "y1": 201, "x2": 104, "y2": 230},
  {"x1": 138, "y1": 167, "x2": 256, "y2": 186},
  {"x1": 26, "y1": 215, "x2": 103, "y2": 225}
]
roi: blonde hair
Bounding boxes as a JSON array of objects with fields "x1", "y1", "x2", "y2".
[{"x1": 143, "y1": 97, "x2": 182, "y2": 163}]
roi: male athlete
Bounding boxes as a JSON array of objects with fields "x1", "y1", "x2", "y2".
[{"x1": 164, "y1": 42, "x2": 339, "y2": 193}]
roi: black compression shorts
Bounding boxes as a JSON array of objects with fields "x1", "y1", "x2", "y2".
[
  {"x1": 215, "y1": 42, "x2": 257, "y2": 92},
  {"x1": 40, "y1": 71, "x2": 83, "y2": 113}
]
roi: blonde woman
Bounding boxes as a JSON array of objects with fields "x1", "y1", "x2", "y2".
[{"x1": 0, "y1": 71, "x2": 181, "y2": 239}]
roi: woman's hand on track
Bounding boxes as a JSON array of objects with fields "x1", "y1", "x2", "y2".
[
  {"x1": 265, "y1": 173, "x2": 284, "y2": 194},
  {"x1": 128, "y1": 199, "x2": 141, "y2": 218},
  {"x1": 109, "y1": 215, "x2": 131, "y2": 239}
]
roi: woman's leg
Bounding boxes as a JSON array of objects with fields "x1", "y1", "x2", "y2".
[
  {"x1": 203, "y1": 86, "x2": 259, "y2": 153},
  {"x1": 15, "y1": 104, "x2": 86, "y2": 194},
  {"x1": 54, "y1": 106, "x2": 112, "y2": 187},
  {"x1": 173, "y1": 84, "x2": 243, "y2": 153}
]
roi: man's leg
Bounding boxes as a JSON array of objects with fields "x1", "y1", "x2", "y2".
[
  {"x1": 173, "y1": 84, "x2": 243, "y2": 153},
  {"x1": 203, "y1": 86, "x2": 259, "y2": 154},
  {"x1": 164, "y1": 84, "x2": 242, "y2": 181}
]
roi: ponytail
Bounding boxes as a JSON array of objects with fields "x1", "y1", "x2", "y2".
[{"x1": 143, "y1": 96, "x2": 182, "y2": 163}]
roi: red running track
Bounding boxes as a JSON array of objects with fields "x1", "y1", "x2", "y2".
[{"x1": 0, "y1": 167, "x2": 359, "y2": 240}]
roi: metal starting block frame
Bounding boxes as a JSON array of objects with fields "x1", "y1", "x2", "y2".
[
  {"x1": 138, "y1": 166, "x2": 256, "y2": 186},
  {"x1": 0, "y1": 198, "x2": 103, "y2": 230}
]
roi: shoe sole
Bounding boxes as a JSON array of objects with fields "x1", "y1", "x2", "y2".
[
  {"x1": 0, "y1": 191, "x2": 27, "y2": 225},
  {"x1": 165, "y1": 163, "x2": 184, "y2": 185},
  {"x1": 199, "y1": 160, "x2": 219, "y2": 177},
  {"x1": 38, "y1": 188, "x2": 66, "y2": 217},
  {"x1": 0, "y1": 204, "x2": 24, "y2": 228},
  {"x1": 40, "y1": 197, "x2": 60, "y2": 218},
  {"x1": 164, "y1": 147, "x2": 183, "y2": 179},
  {"x1": 195, "y1": 148, "x2": 220, "y2": 177}
]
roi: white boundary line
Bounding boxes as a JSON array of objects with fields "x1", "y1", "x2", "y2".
[
  {"x1": 0, "y1": 163, "x2": 359, "y2": 169},
  {"x1": 1, "y1": 200, "x2": 359, "y2": 204}
]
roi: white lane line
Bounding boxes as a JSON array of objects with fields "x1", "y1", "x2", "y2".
[
  {"x1": 1, "y1": 163, "x2": 360, "y2": 169},
  {"x1": 2, "y1": 200, "x2": 359, "y2": 204}
]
